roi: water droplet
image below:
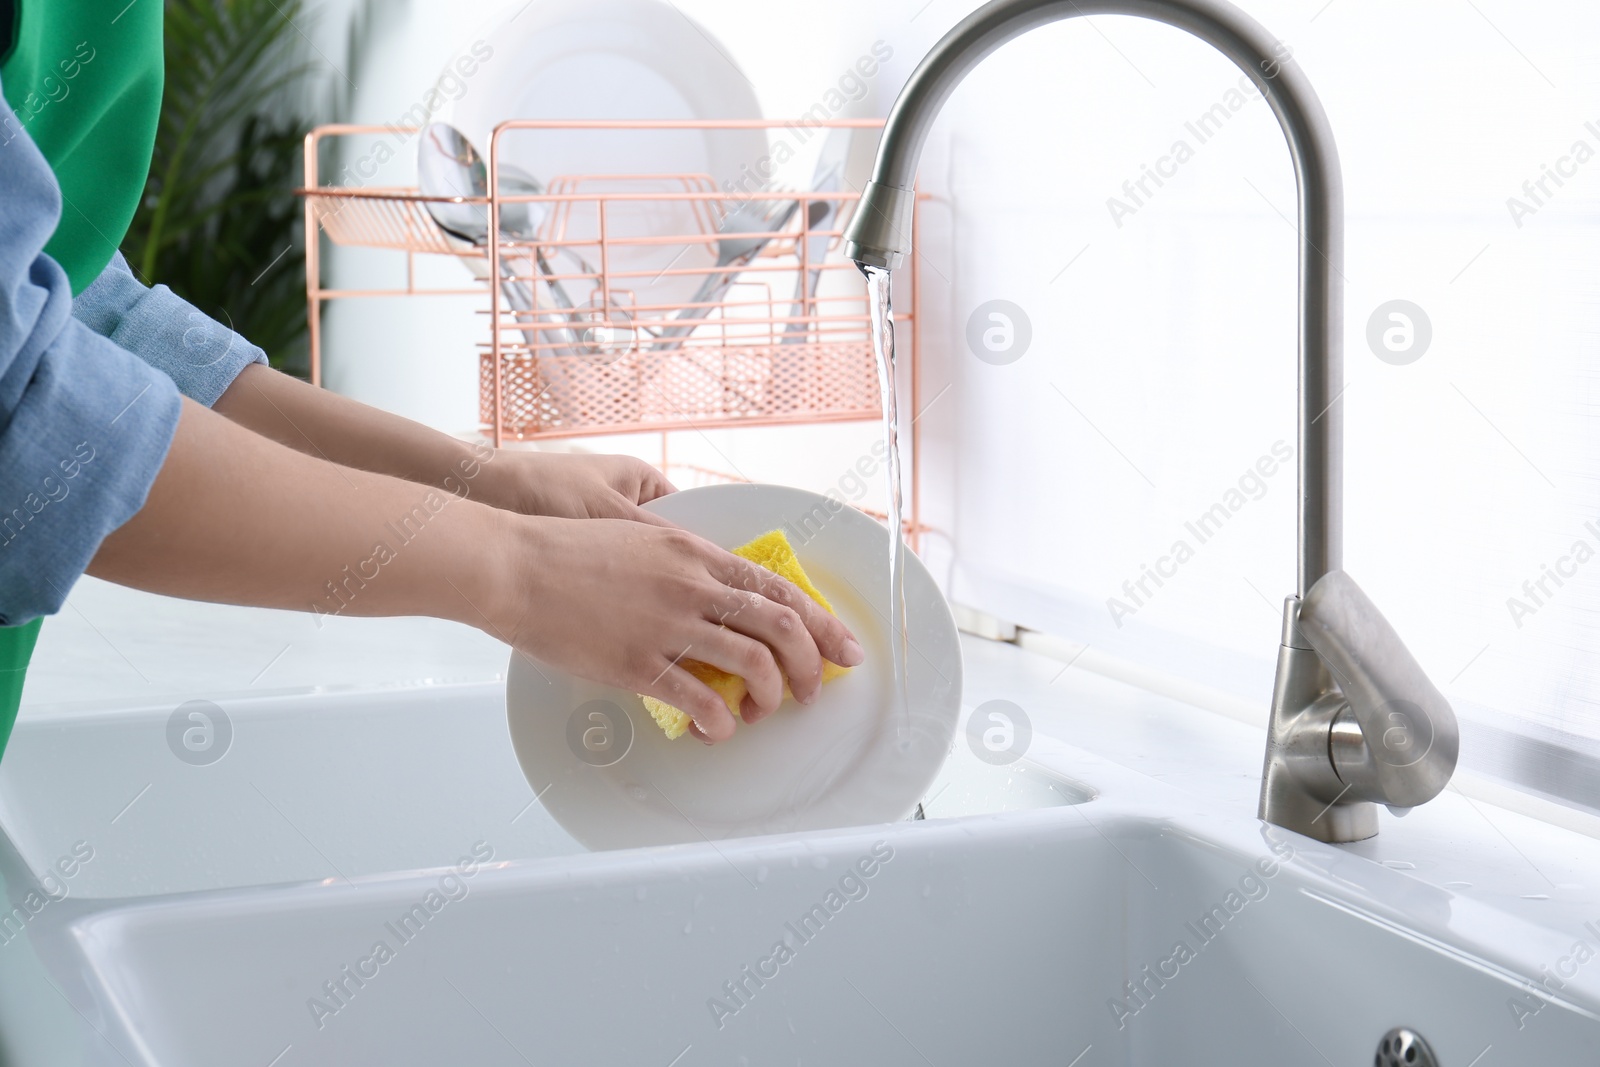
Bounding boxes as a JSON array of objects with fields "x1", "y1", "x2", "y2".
[
  {"x1": 683, "y1": 921, "x2": 694, "y2": 935},
  {"x1": 1521, "y1": 893, "x2": 1550, "y2": 901},
  {"x1": 1380, "y1": 860, "x2": 1416, "y2": 870},
  {"x1": 1443, "y1": 881, "x2": 1472, "y2": 890},
  {"x1": 756, "y1": 865, "x2": 769, "y2": 883}
]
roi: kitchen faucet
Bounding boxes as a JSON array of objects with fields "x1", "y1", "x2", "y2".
[{"x1": 844, "y1": 0, "x2": 1459, "y2": 843}]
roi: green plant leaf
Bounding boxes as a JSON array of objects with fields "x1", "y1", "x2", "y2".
[{"x1": 122, "y1": 0, "x2": 322, "y2": 375}]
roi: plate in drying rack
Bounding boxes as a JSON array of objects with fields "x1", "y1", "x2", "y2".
[{"x1": 441, "y1": 0, "x2": 769, "y2": 310}]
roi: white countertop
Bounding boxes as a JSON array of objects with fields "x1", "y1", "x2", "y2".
[{"x1": 18, "y1": 577, "x2": 509, "y2": 711}]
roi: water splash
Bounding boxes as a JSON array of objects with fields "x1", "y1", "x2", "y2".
[{"x1": 862, "y1": 264, "x2": 911, "y2": 746}]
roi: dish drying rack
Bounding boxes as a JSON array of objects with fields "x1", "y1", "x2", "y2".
[{"x1": 299, "y1": 119, "x2": 926, "y2": 540}]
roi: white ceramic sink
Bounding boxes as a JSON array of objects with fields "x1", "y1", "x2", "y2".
[
  {"x1": 13, "y1": 792, "x2": 1600, "y2": 1065},
  {"x1": 2, "y1": 645, "x2": 1597, "y2": 1065}
]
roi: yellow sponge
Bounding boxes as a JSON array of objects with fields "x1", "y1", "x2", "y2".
[{"x1": 642, "y1": 529, "x2": 850, "y2": 739}]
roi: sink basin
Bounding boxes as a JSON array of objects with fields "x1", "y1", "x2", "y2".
[
  {"x1": 1, "y1": 681, "x2": 1595, "y2": 1065},
  {"x1": 16, "y1": 802, "x2": 1597, "y2": 1065},
  {"x1": 920, "y1": 744, "x2": 1095, "y2": 818}
]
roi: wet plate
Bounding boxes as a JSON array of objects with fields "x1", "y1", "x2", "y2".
[{"x1": 506, "y1": 483, "x2": 962, "y2": 850}]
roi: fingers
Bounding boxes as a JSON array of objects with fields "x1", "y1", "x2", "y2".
[
  {"x1": 623, "y1": 503, "x2": 681, "y2": 530},
  {"x1": 740, "y1": 691, "x2": 774, "y2": 725},
  {"x1": 644, "y1": 662, "x2": 738, "y2": 743},
  {"x1": 602, "y1": 456, "x2": 679, "y2": 527},
  {"x1": 719, "y1": 556, "x2": 865, "y2": 670},
  {"x1": 609, "y1": 456, "x2": 676, "y2": 505},
  {"x1": 618, "y1": 529, "x2": 865, "y2": 745},
  {"x1": 638, "y1": 466, "x2": 677, "y2": 503},
  {"x1": 709, "y1": 585, "x2": 827, "y2": 706},
  {"x1": 692, "y1": 626, "x2": 785, "y2": 716}
]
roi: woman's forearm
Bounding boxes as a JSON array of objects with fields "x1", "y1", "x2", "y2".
[
  {"x1": 212, "y1": 364, "x2": 484, "y2": 495},
  {"x1": 88, "y1": 397, "x2": 864, "y2": 743},
  {"x1": 88, "y1": 397, "x2": 516, "y2": 629},
  {"x1": 210, "y1": 363, "x2": 678, "y2": 524}
]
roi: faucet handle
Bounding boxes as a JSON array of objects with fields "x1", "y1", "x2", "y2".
[{"x1": 1296, "y1": 571, "x2": 1460, "y2": 809}]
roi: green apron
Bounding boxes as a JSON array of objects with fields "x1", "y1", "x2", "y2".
[{"x1": 0, "y1": 0, "x2": 165, "y2": 758}]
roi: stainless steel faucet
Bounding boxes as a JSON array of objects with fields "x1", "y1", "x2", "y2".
[{"x1": 844, "y1": 0, "x2": 1459, "y2": 843}]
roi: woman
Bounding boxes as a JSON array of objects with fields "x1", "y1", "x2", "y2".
[{"x1": 0, "y1": 0, "x2": 861, "y2": 756}]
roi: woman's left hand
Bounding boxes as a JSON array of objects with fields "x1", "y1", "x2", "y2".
[{"x1": 478, "y1": 450, "x2": 677, "y2": 522}]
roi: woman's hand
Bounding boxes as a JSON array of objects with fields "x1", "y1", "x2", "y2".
[
  {"x1": 497, "y1": 517, "x2": 865, "y2": 743},
  {"x1": 478, "y1": 450, "x2": 676, "y2": 523}
]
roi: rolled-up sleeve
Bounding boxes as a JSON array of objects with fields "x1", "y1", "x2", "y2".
[
  {"x1": 1, "y1": 96, "x2": 182, "y2": 626},
  {"x1": 73, "y1": 251, "x2": 267, "y2": 407}
]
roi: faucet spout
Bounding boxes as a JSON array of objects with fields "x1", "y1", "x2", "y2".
[{"x1": 848, "y1": 0, "x2": 1458, "y2": 842}]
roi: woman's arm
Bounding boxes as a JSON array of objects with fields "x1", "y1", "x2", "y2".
[
  {"x1": 86, "y1": 396, "x2": 507, "y2": 627},
  {"x1": 69, "y1": 252, "x2": 672, "y2": 524},
  {"x1": 90, "y1": 399, "x2": 864, "y2": 741},
  {"x1": 212, "y1": 363, "x2": 676, "y2": 521}
]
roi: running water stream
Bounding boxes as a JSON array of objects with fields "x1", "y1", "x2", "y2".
[{"x1": 861, "y1": 265, "x2": 912, "y2": 743}]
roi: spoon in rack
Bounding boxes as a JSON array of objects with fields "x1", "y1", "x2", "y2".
[
  {"x1": 652, "y1": 193, "x2": 800, "y2": 351},
  {"x1": 418, "y1": 123, "x2": 605, "y2": 358}
]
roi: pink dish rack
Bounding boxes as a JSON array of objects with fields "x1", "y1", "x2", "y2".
[{"x1": 298, "y1": 118, "x2": 927, "y2": 543}]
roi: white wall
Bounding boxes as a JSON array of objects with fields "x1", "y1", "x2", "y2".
[
  {"x1": 893, "y1": 0, "x2": 1600, "y2": 767},
  {"x1": 687, "y1": 0, "x2": 1600, "y2": 765}
]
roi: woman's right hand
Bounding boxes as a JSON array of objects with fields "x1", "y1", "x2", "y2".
[{"x1": 495, "y1": 517, "x2": 865, "y2": 743}]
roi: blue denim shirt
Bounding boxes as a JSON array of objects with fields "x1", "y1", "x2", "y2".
[
  {"x1": 74, "y1": 251, "x2": 268, "y2": 407},
  {"x1": 1, "y1": 92, "x2": 265, "y2": 625}
]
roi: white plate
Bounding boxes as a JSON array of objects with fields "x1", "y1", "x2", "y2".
[
  {"x1": 442, "y1": 0, "x2": 769, "y2": 310},
  {"x1": 506, "y1": 484, "x2": 963, "y2": 850}
]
